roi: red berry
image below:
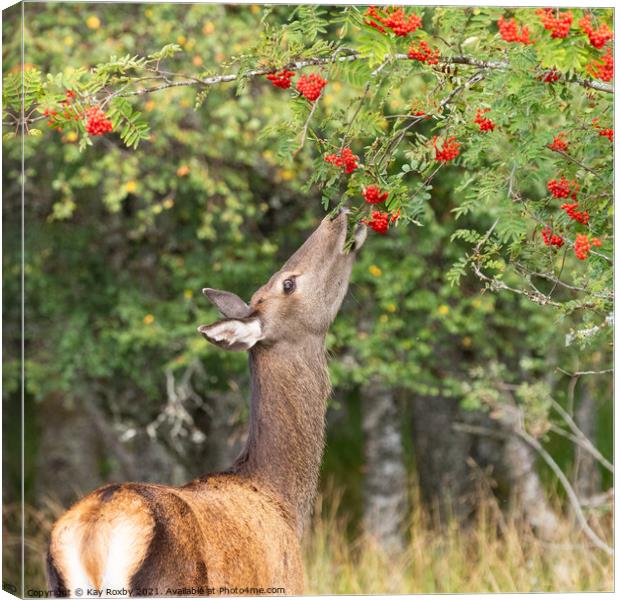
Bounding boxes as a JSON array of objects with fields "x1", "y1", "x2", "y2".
[
  {"x1": 497, "y1": 16, "x2": 533, "y2": 44},
  {"x1": 542, "y1": 68, "x2": 560, "y2": 83},
  {"x1": 599, "y1": 128, "x2": 614, "y2": 142},
  {"x1": 548, "y1": 132, "x2": 568, "y2": 152},
  {"x1": 560, "y1": 202, "x2": 589, "y2": 224},
  {"x1": 324, "y1": 147, "x2": 359, "y2": 174},
  {"x1": 266, "y1": 69, "x2": 295, "y2": 90},
  {"x1": 296, "y1": 73, "x2": 327, "y2": 102},
  {"x1": 474, "y1": 108, "x2": 495, "y2": 132},
  {"x1": 547, "y1": 176, "x2": 579, "y2": 199},
  {"x1": 587, "y1": 47, "x2": 613, "y2": 82},
  {"x1": 433, "y1": 136, "x2": 461, "y2": 162},
  {"x1": 542, "y1": 226, "x2": 564, "y2": 248},
  {"x1": 536, "y1": 8, "x2": 573, "y2": 39},
  {"x1": 365, "y1": 6, "x2": 422, "y2": 37},
  {"x1": 363, "y1": 185, "x2": 389, "y2": 204},
  {"x1": 574, "y1": 233, "x2": 602, "y2": 260},
  {"x1": 84, "y1": 106, "x2": 113, "y2": 136},
  {"x1": 408, "y1": 40, "x2": 439, "y2": 64},
  {"x1": 579, "y1": 15, "x2": 613, "y2": 49},
  {"x1": 365, "y1": 210, "x2": 390, "y2": 234}
]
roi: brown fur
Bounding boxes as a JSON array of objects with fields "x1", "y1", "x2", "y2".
[{"x1": 47, "y1": 212, "x2": 366, "y2": 596}]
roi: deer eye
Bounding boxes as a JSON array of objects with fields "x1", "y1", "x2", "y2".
[{"x1": 282, "y1": 278, "x2": 296, "y2": 295}]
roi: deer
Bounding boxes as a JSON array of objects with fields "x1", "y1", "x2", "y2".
[{"x1": 47, "y1": 209, "x2": 367, "y2": 597}]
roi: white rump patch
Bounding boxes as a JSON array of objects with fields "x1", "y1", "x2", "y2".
[{"x1": 100, "y1": 517, "x2": 151, "y2": 590}]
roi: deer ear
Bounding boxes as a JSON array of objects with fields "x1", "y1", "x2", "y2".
[
  {"x1": 202, "y1": 288, "x2": 251, "y2": 319},
  {"x1": 198, "y1": 318, "x2": 263, "y2": 351}
]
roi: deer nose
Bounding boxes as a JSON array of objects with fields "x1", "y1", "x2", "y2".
[{"x1": 329, "y1": 206, "x2": 349, "y2": 221}]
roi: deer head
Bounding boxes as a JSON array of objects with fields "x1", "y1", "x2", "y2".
[{"x1": 198, "y1": 210, "x2": 366, "y2": 351}]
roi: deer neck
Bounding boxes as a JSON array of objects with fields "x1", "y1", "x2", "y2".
[{"x1": 234, "y1": 336, "x2": 331, "y2": 534}]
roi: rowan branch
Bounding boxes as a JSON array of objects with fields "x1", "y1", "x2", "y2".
[
  {"x1": 515, "y1": 263, "x2": 614, "y2": 301},
  {"x1": 517, "y1": 428, "x2": 613, "y2": 556},
  {"x1": 547, "y1": 147, "x2": 602, "y2": 178},
  {"x1": 114, "y1": 52, "x2": 613, "y2": 98}
]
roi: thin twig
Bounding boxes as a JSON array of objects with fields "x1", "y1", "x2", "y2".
[
  {"x1": 549, "y1": 398, "x2": 614, "y2": 473},
  {"x1": 557, "y1": 367, "x2": 613, "y2": 377},
  {"x1": 548, "y1": 147, "x2": 602, "y2": 178},
  {"x1": 294, "y1": 92, "x2": 323, "y2": 156},
  {"x1": 548, "y1": 423, "x2": 613, "y2": 474}
]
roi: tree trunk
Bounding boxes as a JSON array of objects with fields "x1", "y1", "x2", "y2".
[
  {"x1": 487, "y1": 404, "x2": 561, "y2": 540},
  {"x1": 573, "y1": 379, "x2": 602, "y2": 500},
  {"x1": 35, "y1": 393, "x2": 113, "y2": 507},
  {"x1": 501, "y1": 433, "x2": 560, "y2": 539},
  {"x1": 410, "y1": 394, "x2": 477, "y2": 523},
  {"x1": 361, "y1": 380, "x2": 408, "y2": 551}
]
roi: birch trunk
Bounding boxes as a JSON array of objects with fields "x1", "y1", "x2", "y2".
[{"x1": 361, "y1": 380, "x2": 408, "y2": 551}]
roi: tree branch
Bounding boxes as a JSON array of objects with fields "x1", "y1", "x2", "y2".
[
  {"x1": 516, "y1": 428, "x2": 613, "y2": 556},
  {"x1": 557, "y1": 367, "x2": 613, "y2": 377},
  {"x1": 115, "y1": 52, "x2": 613, "y2": 98},
  {"x1": 549, "y1": 398, "x2": 614, "y2": 473},
  {"x1": 548, "y1": 423, "x2": 613, "y2": 474}
]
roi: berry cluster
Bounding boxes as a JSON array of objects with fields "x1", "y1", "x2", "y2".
[
  {"x1": 474, "y1": 108, "x2": 495, "y2": 132},
  {"x1": 296, "y1": 73, "x2": 327, "y2": 102},
  {"x1": 266, "y1": 69, "x2": 295, "y2": 89},
  {"x1": 547, "y1": 176, "x2": 579, "y2": 199},
  {"x1": 548, "y1": 132, "x2": 568, "y2": 152},
  {"x1": 561, "y1": 202, "x2": 590, "y2": 225},
  {"x1": 407, "y1": 40, "x2": 439, "y2": 64},
  {"x1": 324, "y1": 148, "x2": 359, "y2": 174},
  {"x1": 592, "y1": 118, "x2": 614, "y2": 142},
  {"x1": 365, "y1": 6, "x2": 422, "y2": 37},
  {"x1": 364, "y1": 210, "x2": 400, "y2": 234},
  {"x1": 541, "y1": 227, "x2": 564, "y2": 248},
  {"x1": 574, "y1": 233, "x2": 602, "y2": 260},
  {"x1": 579, "y1": 15, "x2": 613, "y2": 48},
  {"x1": 365, "y1": 211, "x2": 390, "y2": 234},
  {"x1": 497, "y1": 16, "x2": 533, "y2": 44},
  {"x1": 536, "y1": 8, "x2": 573, "y2": 39},
  {"x1": 587, "y1": 47, "x2": 613, "y2": 82},
  {"x1": 433, "y1": 136, "x2": 461, "y2": 162},
  {"x1": 363, "y1": 185, "x2": 389, "y2": 204},
  {"x1": 84, "y1": 106, "x2": 113, "y2": 136},
  {"x1": 542, "y1": 69, "x2": 560, "y2": 83}
]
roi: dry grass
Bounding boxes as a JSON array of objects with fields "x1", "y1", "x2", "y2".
[
  {"x1": 303, "y1": 490, "x2": 613, "y2": 594},
  {"x1": 5, "y1": 491, "x2": 613, "y2": 594}
]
